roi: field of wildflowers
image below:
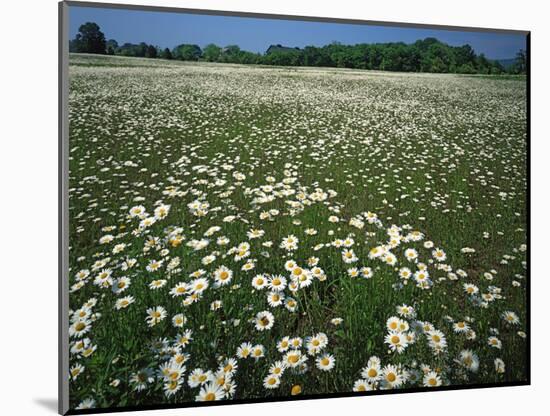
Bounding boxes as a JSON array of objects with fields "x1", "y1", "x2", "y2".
[{"x1": 67, "y1": 54, "x2": 528, "y2": 411}]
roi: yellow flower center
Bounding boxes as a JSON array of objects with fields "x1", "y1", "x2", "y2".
[{"x1": 288, "y1": 355, "x2": 300, "y2": 364}]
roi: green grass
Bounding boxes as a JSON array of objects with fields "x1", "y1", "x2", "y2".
[{"x1": 67, "y1": 54, "x2": 527, "y2": 410}]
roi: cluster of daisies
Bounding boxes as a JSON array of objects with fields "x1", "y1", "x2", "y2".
[
  {"x1": 69, "y1": 190, "x2": 525, "y2": 410},
  {"x1": 382, "y1": 305, "x2": 448, "y2": 357},
  {"x1": 353, "y1": 355, "x2": 446, "y2": 391},
  {"x1": 261, "y1": 333, "x2": 336, "y2": 390}
]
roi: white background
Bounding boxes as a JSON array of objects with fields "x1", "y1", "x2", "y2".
[{"x1": 1, "y1": 0, "x2": 548, "y2": 415}]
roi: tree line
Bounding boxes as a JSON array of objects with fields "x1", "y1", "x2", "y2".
[{"x1": 70, "y1": 22, "x2": 527, "y2": 75}]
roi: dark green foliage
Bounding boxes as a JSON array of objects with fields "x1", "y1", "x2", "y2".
[
  {"x1": 145, "y1": 45, "x2": 158, "y2": 59},
  {"x1": 509, "y1": 49, "x2": 527, "y2": 74},
  {"x1": 161, "y1": 47, "x2": 173, "y2": 60},
  {"x1": 203, "y1": 44, "x2": 222, "y2": 62},
  {"x1": 69, "y1": 39, "x2": 79, "y2": 53},
  {"x1": 117, "y1": 42, "x2": 148, "y2": 57},
  {"x1": 215, "y1": 45, "x2": 261, "y2": 64},
  {"x1": 72, "y1": 22, "x2": 107, "y2": 54},
  {"x1": 112, "y1": 42, "x2": 160, "y2": 58},
  {"x1": 106, "y1": 39, "x2": 118, "y2": 56},
  {"x1": 173, "y1": 44, "x2": 202, "y2": 61}
]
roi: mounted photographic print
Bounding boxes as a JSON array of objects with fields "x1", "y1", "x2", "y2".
[{"x1": 58, "y1": 1, "x2": 530, "y2": 414}]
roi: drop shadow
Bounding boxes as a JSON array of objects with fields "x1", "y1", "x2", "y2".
[{"x1": 34, "y1": 398, "x2": 58, "y2": 413}]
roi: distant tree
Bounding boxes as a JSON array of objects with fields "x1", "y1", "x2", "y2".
[
  {"x1": 203, "y1": 44, "x2": 222, "y2": 62},
  {"x1": 236, "y1": 50, "x2": 261, "y2": 64},
  {"x1": 73, "y1": 22, "x2": 106, "y2": 54},
  {"x1": 512, "y1": 49, "x2": 527, "y2": 74},
  {"x1": 365, "y1": 45, "x2": 383, "y2": 70},
  {"x1": 490, "y1": 63, "x2": 503, "y2": 75},
  {"x1": 263, "y1": 48, "x2": 303, "y2": 66},
  {"x1": 161, "y1": 47, "x2": 173, "y2": 60},
  {"x1": 454, "y1": 44, "x2": 475, "y2": 67},
  {"x1": 220, "y1": 45, "x2": 241, "y2": 63},
  {"x1": 424, "y1": 43, "x2": 454, "y2": 73},
  {"x1": 325, "y1": 42, "x2": 345, "y2": 67},
  {"x1": 402, "y1": 45, "x2": 421, "y2": 72},
  {"x1": 69, "y1": 39, "x2": 79, "y2": 53},
  {"x1": 475, "y1": 53, "x2": 491, "y2": 74},
  {"x1": 303, "y1": 46, "x2": 320, "y2": 66},
  {"x1": 173, "y1": 44, "x2": 202, "y2": 61},
  {"x1": 457, "y1": 62, "x2": 476, "y2": 74},
  {"x1": 106, "y1": 39, "x2": 118, "y2": 55},
  {"x1": 380, "y1": 43, "x2": 409, "y2": 71},
  {"x1": 137, "y1": 42, "x2": 148, "y2": 57},
  {"x1": 145, "y1": 44, "x2": 158, "y2": 58},
  {"x1": 303, "y1": 45, "x2": 336, "y2": 67},
  {"x1": 118, "y1": 43, "x2": 136, "y2": 56}
]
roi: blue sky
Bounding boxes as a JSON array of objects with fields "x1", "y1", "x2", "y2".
[{"x1": 69, "y1": 6, "x2": 526, "y2": 60}]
